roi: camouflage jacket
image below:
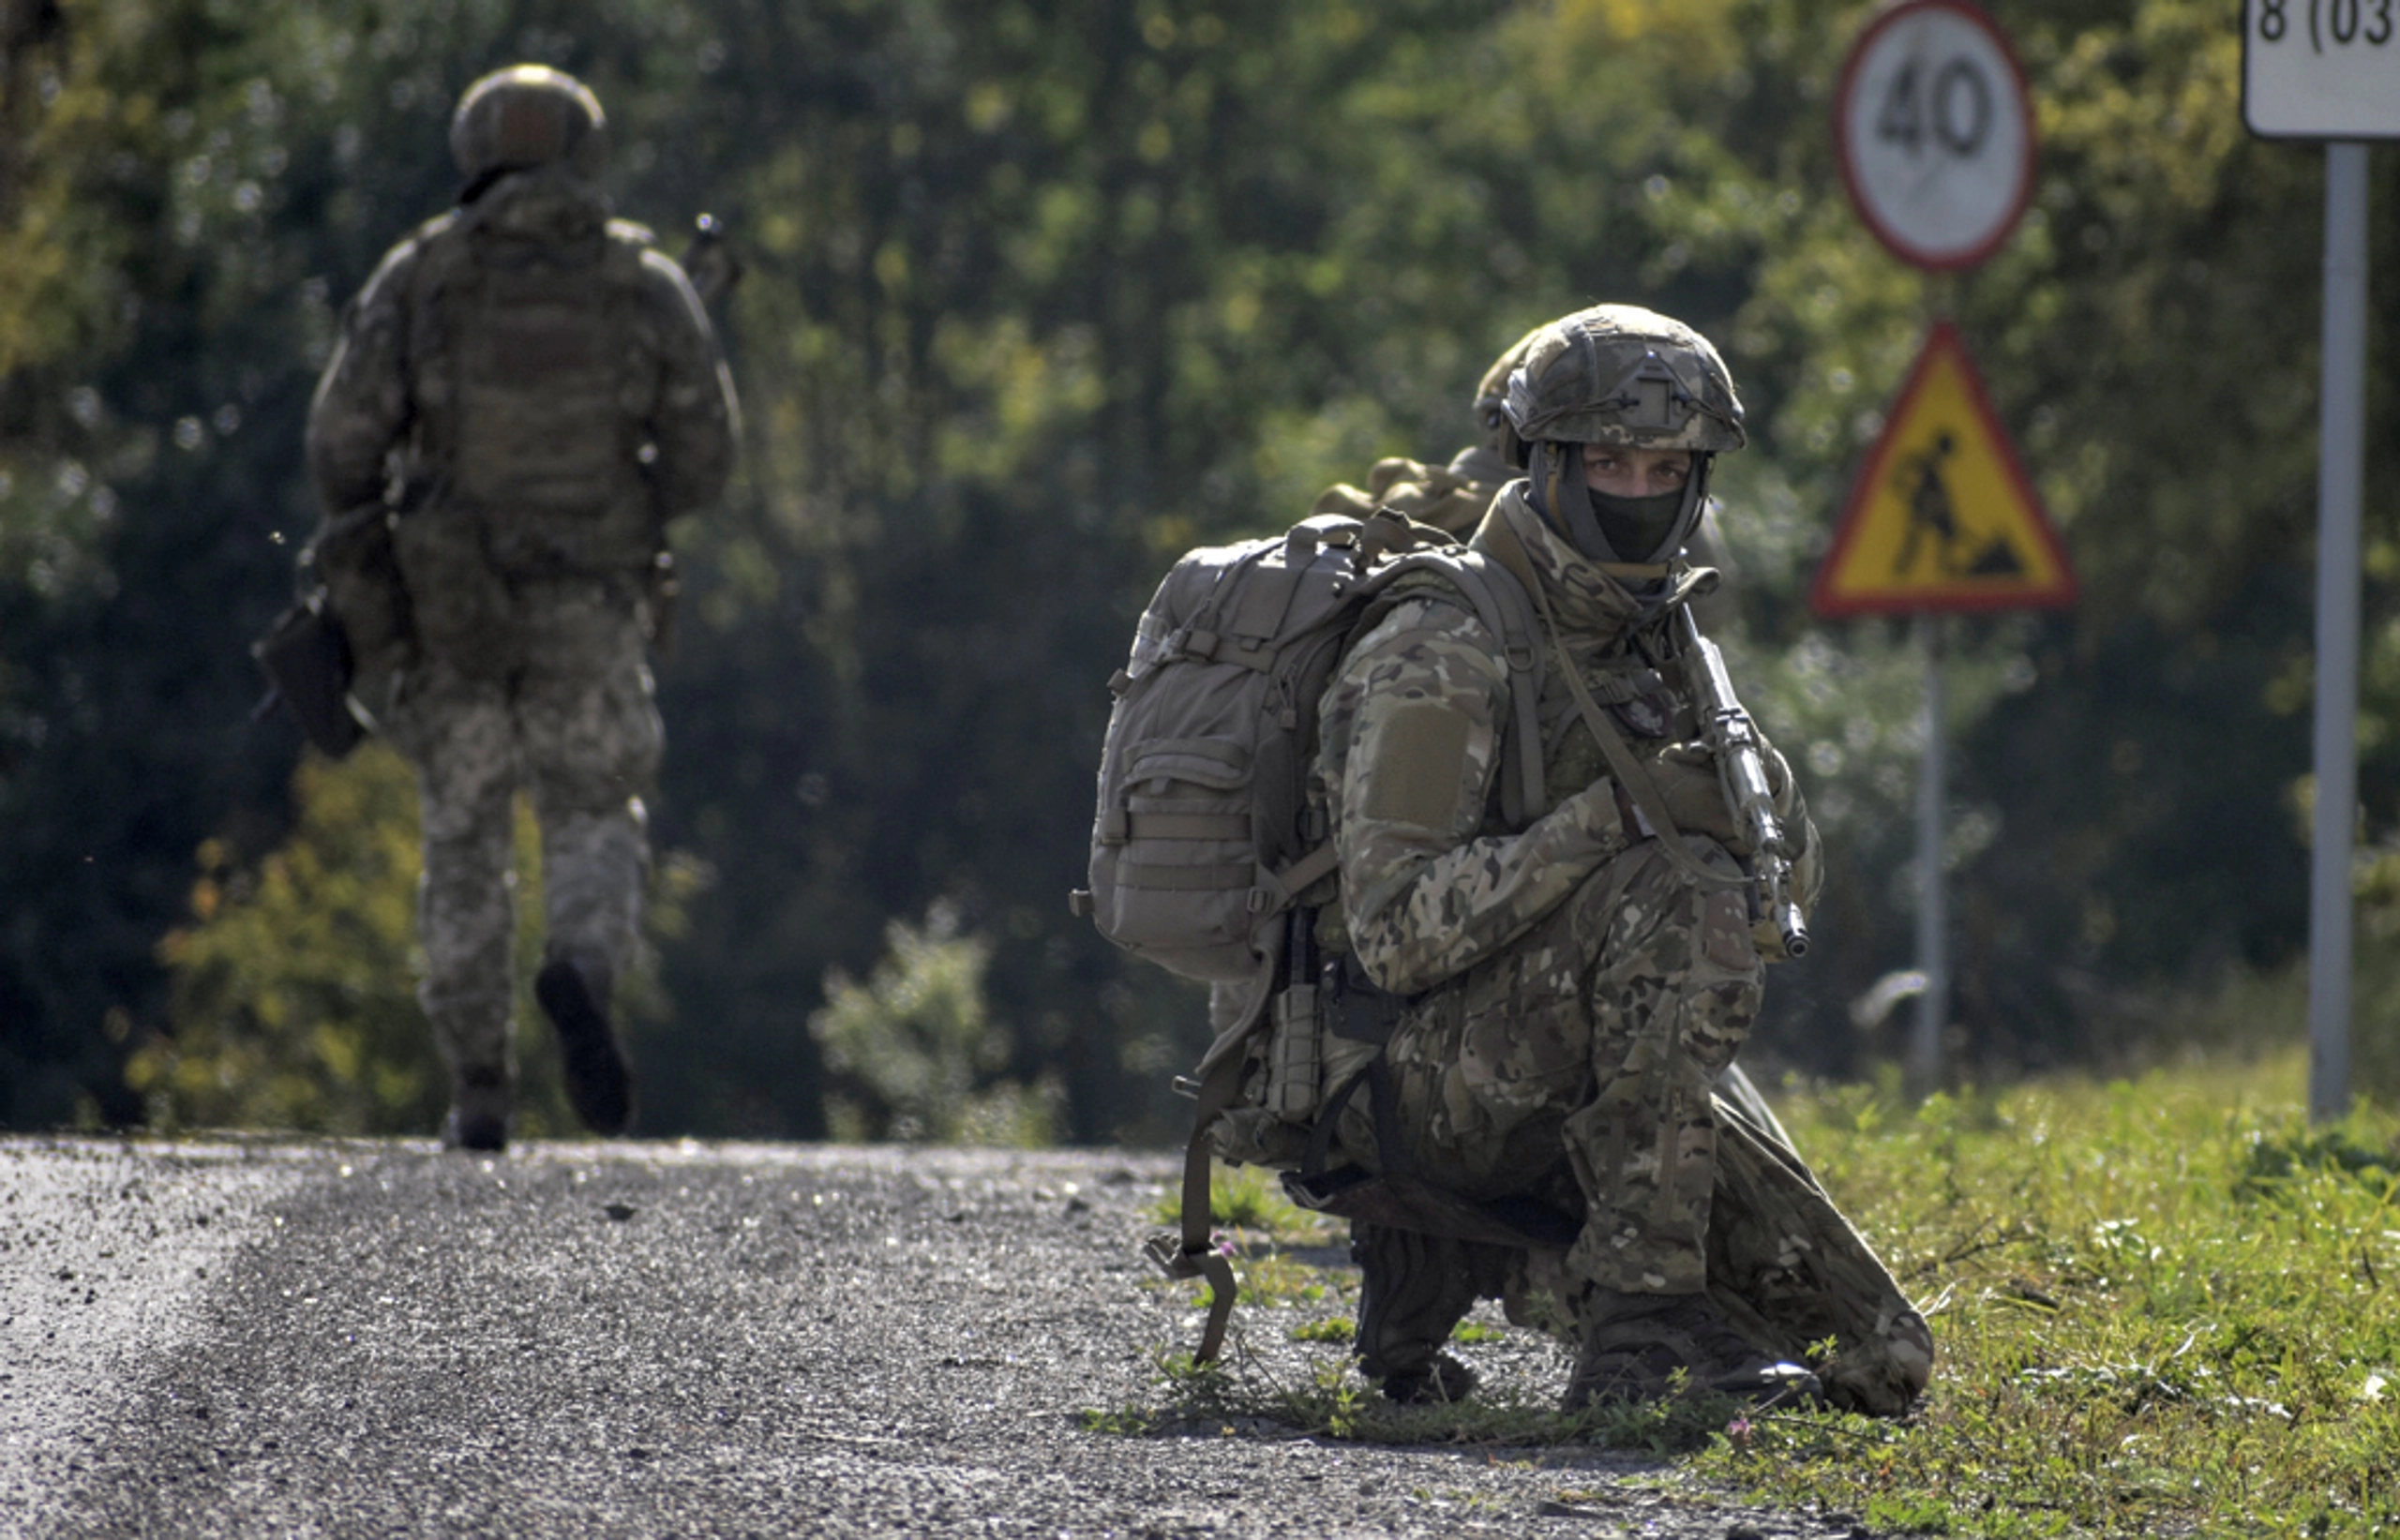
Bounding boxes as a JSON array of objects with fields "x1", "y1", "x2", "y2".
[
  {"x1": 1315, "y1": 484, "x2": 1820, "y2": 996},
  {"x1": 305, "y1": 167, "x2": 739, "y2": 574}
]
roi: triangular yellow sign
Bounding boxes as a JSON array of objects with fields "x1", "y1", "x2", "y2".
[{"x1": 1811, "y1": 321, "x2": 2076, "y2": 617}]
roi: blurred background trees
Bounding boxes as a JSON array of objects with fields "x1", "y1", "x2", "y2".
[{"x1": 3, "y1": 0, "x2": 2392, "y2": 1139}]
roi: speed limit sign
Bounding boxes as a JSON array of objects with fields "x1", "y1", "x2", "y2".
[{"x1": 1837, "y1": 0, "x2": 2036, "y2": 271}]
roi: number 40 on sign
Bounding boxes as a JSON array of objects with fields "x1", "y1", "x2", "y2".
[{"x1": 1836, "y1": 0, "x2": 2035, "y2": 271}]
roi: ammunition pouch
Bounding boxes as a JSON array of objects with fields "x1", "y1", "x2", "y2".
[{"x1": 252, "y1": 591, "x2": 367, "y2": 758}]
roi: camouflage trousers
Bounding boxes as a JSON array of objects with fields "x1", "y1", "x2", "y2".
[
  {"x1": 1327, "y1": 835, "x2": 1932, "y2": 1413},
  {"x1": 384, "y1": 575, "x2": 661, "y2": 1086}
]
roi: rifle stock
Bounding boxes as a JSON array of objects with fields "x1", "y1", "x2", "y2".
[{"x1": 1672, "y1": 606, "x2": 1809, "y2": 957}]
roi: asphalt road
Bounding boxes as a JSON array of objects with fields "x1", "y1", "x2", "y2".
[{"x1": 1, "y1": 1136, "x2": 1884, "y2": 1538}]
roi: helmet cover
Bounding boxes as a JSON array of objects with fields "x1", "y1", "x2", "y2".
[
  {"x1": 1502, "y1": 305, "x2": 1746, "y2": 455},
  {"x1": 1471, "y1": 320, "x2": 1554, "y2": 462},
  {"x1": 449, "y1": 65, "x2": 609, "y2": 180}
]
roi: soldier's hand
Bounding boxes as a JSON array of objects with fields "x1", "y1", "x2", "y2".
[{"x1": 1646, "y1": 743, "x2": 1748, "y2": 851}]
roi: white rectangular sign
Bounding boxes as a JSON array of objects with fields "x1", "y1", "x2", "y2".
[{"x1": 2245, "y1": 0, "x2": 2400, "y2": 138}]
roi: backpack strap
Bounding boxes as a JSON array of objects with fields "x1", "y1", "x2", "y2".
[
  {"x1": 1144, "y1": 1037, "x2": 1245, "y2": 1364},
  {"x1": 1478, "y1": 504, "x2": 1742, "y2": 893},
  {"x1": 1367, "y1": 549, "x2": 1549, "y2": 830}
]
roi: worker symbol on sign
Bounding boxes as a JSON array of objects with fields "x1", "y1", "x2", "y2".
[
  {"x1": 1890, "y1": 431, "x2": 2025, "y2": 581},
  {"x1": 1811, "y1": 321, "x2": 2076, "y2": 618}
]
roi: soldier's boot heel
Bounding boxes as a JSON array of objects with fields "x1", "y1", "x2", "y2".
[
  {"x1": 442, "y1": 1065, "x2": 514, "y2": 1153},
  {"x1": 1353, "y1": 1222, "x2": 1498, "y2": 1403},
  {"x1": 535, "y1": 951, "x2": 636, "y2": 1136}
]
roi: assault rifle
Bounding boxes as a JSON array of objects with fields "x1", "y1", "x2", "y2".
[{"x1": 1673, "y1": 606, "x2": 1809, "y2": 958}]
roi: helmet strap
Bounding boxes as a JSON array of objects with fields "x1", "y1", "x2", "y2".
[
  {"x1": 458, "y1": 166, "x2": 510, "y2": 206},
  {"x1": 1529, "y1": 442, "x2": 1718, "y2": 568},
  {"x1": 1668, "y1": 453, "x2": 1715, "y2": 560},
  {"x1": 1530, "y1": 441, "x2": 1618, "y2": 561}
]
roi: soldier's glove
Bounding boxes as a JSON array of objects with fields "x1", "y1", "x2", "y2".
[{"x1": 1646, "y1": 743, "x2": 1749, "y2": 853}]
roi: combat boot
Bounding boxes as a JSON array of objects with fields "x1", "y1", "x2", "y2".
[
  {"x1": 1352, "y1": 1222, "x2": 1513, "y2": 1403},
  {"x1": 534, "y1": 947, "x2": 636, "y2": 1136},
  {"x1": 442, "y1": 1065, "x2": 513, "y2": 1153},
  {"x1": 1563, "y1": 1286, "x2": 1821, "y2": 1411}
]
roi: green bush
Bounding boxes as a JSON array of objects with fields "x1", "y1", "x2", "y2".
[{"x1": 808, "y1": 902, "x2": 1059, "y2": 1145}]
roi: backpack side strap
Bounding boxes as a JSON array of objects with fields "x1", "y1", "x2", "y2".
[{"x1": 1144, "y1": 1049, "x2": 1245, "y2": 1363}]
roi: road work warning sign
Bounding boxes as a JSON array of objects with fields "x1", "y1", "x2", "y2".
[{"x1": 1811, "y1": 321, "x2": 2076, "y2": 616}]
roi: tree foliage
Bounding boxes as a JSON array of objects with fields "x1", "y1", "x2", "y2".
[{"x1": 5, "y1": 0, "x2": 2395, "y2": 1136}]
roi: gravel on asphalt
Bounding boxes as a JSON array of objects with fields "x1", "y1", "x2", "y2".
[{"x1": 1, "y1": 1137, "x2": 1884, "y2": 1539}]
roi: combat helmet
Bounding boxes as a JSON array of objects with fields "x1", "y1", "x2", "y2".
[
  {"x1": 449, "y1": 65, "x2": 610, "y2": 182},
  {"x1": 1501, "y1": 305, "x2": 1745, "y2": 564},
  {"x1": 1471, "y1": 321, "x2": 1553, "y2": 464}
]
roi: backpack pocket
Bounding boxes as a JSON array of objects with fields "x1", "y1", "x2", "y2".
[{"x1": 1089, "y1": 736, "x2": 1262, "y2": 981}]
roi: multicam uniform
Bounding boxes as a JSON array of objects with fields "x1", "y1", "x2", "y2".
[
  {"x1": 1310, "y1": 485, "x2": 1932, "y2": 1414},
  {"x1": 305, "y1": 159, "x2": 737, "y2": 1121}
]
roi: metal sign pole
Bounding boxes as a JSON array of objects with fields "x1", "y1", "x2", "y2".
[
  {"x1": 2308, "y1": 142, "x2": 2370, "y2": 1124},
  {"x1": 1830, "y1": 5, "x2": 2049, "y2": 1100},
  {"x1": 1910, "y1": 613, "x2": 1949, "y2": 1097}
]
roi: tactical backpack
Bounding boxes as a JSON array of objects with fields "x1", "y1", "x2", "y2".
[
  {"x1": 1072, "y1": 506, "x2": 1551, "y2": 1359},
  {"x1": 354, "y1": 176, "x2": 671, "y2": 680},
  {"x1": 410, "y1": 180, "x2": 653, "y2": 527}
]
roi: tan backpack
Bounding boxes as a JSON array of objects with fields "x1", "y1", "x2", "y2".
[{"x1": 1072, "y1": 507, "x2": 1549, "y2": 1359}]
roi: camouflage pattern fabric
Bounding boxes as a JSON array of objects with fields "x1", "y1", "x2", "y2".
[
  {"x1": 1325, "y1": 839, "x2": 1754, "y2": 1294},
  {"x1": 305, "y1": 165, "x2": 735, "y2": 1101},
  {"x1": 308, "y1": 169, "x2": 738, "y2": 675},
  {"x1": 382, "y1": 575, "x2": 661, "y2": 1084},
  {"x1": 1312, "y1": 482, "x2": 1928, "y2": 1413},
  {"x1": 1702, "y1": 1096, "x2": 1936, "y2": 1414}
]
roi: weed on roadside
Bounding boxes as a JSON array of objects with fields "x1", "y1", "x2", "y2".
[{"x1": 1143, "y1": 1161, "x2": 1342, "y2": 1248}]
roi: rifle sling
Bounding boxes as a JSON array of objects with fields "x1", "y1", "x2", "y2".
[{"x1": 1481, "y1": 502, "x2": 1739, "y2": 893}]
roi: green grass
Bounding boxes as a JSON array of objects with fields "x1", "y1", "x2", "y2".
[
  {"x1": 1695, "y1": 1045, "x2": 2400, "y2": 1537},
  {"x1": 1099, "y1": 1044, "x2": 2400, "y2": 1537}
]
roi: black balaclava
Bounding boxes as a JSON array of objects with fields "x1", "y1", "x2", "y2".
[{"x1": 1527, "y1": 441, "x2": 1713, "y2": 564}]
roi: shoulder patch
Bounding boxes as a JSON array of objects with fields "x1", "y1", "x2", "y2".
[{"x1": 1360, "y1": 703, "x2": 1473, "y2": 830}]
